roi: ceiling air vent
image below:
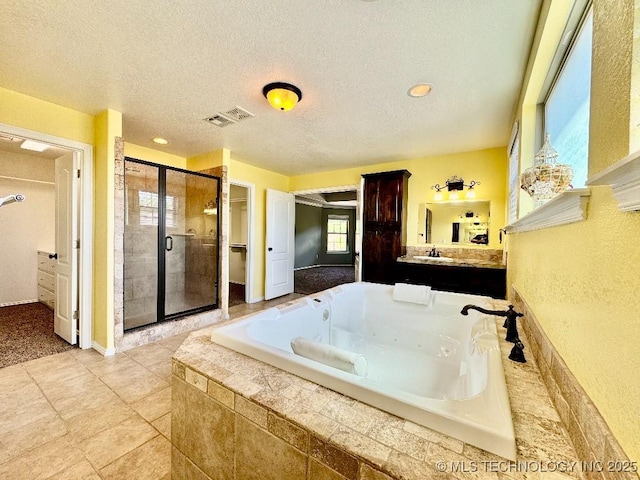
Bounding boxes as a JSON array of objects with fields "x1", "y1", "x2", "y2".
[
  {"x1": 221, "y1": 106, "x2": 254, "y2": 122},
  {"x1": 205, "y1": 114, "x2": 235, "y2": 128},
  {"x1": 204, "y1": 106, "x2": 254, "y2": 128}
]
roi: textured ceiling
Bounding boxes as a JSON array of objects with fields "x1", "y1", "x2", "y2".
[{"x1": 0, "y1": 1, "x2": 541, "y2": 175}]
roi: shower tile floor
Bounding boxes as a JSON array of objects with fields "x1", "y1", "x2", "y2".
[{"x1": 0, "y1": 294, "x2": 302, "y2": 480}]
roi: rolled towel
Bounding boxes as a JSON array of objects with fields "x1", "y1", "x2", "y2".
[
  {"x1": 291, "y1": 337, "x2": 367, "y2": 377},
  {"x1": 392, "y1": 283, "x2": 432, "y2": 305}
]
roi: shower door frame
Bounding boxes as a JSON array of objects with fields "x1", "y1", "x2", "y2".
[{"x1": 124, "y1": 157, "x2": 221, "y2": 331}]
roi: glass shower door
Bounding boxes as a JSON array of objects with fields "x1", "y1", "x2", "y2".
[
  {"x1": 164, "y1": 169, "x2": 219, "y2": 317},
  {"x1": 124, "y1": 160, "x2": 159, "y2": 330},
  {"x1": 124, "y1": 159, "x2": 220, "y2": 331}
]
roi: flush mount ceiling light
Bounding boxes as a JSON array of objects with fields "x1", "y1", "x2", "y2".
[
  {"x1": 408, "y1": 83, "x2": 433, "y2": 98},
  {"x1": 152, "y1": 137, "x2": 169, "y2": 145},
  {"x1": 262, "y1": 82, "x2": 302, "y2": 111},
  {"x1": 20, "y1": 139, "x2": 49, "y2": 152}
]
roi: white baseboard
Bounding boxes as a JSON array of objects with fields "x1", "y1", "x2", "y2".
[
  {"x1": 92, "y1": 341, "x2": 116, "y2": 356},
  {"x1": 249, "y1": 296, "x2": 264, "y2": 304},
  {"x1": 0, "y1": 299, "x2": 38, "y2": 307}
]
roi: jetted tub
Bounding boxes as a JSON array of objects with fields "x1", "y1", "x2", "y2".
[{"x1": 211, "y1": 282, "x2": 516, "y2": 459}]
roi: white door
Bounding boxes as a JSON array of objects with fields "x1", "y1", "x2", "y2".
[
  {"x1": 265, "y1": 189, "x2": 295, "y2": 300},
  {"x1": 54, "y1": 152, "x2": 78, "y2": 345}
]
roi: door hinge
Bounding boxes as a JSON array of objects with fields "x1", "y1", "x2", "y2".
[
  {"x1": 72, "y1": 310, "x2": 79, "y2": 320},
  {"x1": 74, "y1": 239, "x2": 80, "y2": 249},
  {"x1": 76, "y1": 169, "x2": 81, "y2": 178}
]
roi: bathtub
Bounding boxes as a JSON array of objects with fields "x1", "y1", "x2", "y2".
[{"x1": 211, "y1": 282, "x2": 516, "y2": 460}]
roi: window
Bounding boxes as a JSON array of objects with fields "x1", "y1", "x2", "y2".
[
  {"x1": 507, "y1": 121, "x2": 520, "y2": 224},
  {"x1": 138, "y1": 191, "x2": 176, "y2": 228},
  {"x1": 543, "y1": 6, "x2": 593, "y2": 188},
  {"x1": 327, "y1": 215, "x2": 349, "y2": 253}
]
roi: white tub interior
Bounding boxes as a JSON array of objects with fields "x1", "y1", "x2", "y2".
[{"x1": 211, "y1": 282, "x2": 516, "y2": 460}]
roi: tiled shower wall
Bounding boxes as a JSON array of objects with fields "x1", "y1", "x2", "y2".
[{"x1": 184, "y1": 173, "x2": 218, "y2": 306}]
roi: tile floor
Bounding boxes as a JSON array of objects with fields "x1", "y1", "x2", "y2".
[{"x1": 0, "y1": 294, "x2": 303, "y2": 480}]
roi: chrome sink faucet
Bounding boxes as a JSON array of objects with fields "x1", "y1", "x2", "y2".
[{"x1": 428, "y1": 246, "x2": 440, "y2": 257}]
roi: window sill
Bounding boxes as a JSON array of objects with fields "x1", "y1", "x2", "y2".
[
  {"x1": 586, "y1": 149, "x2": 640, "y2": 212},
  {"x1": 505, "y1": 188, "x2": 591, "y2": 234}
]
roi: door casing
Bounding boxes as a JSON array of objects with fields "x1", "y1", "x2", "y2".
[
  {"x1": 0, "y1": 122, "x2": 93, "y2": 349},
  {"x1": 229, "y1": 179, "x2": 256, "y2": 303}
]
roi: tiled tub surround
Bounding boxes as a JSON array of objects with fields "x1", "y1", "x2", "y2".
[
  {"x1": 511, "y1": 287, "x2": 639, "y2": 480},
  {"x1": 210, "y1": 283, "x2": 516, "y2": 459},
  {"x1": 172, "y1": 299, "x2": 582, "y2": 480}
]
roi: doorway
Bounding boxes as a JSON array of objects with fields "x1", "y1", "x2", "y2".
[
  {"x1": 229, "y1": 183, "x2": 249, "y2": 307},
  {"x1": 0, "y1": 122, "x2": 93, "y2": 357},
  {"x1": 288, "y1": 185, "x2": 361, "y2": 297},
  {"x1": 123, "y1": 158, "x2": 221, "y2": 331}
]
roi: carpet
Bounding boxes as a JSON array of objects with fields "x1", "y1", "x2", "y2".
[
  {"x1": 0, "y1": 302, "x2": 75, "y2": 368},
  {"x1": 294, "y1": 266, "x2": 355, "y2": 295},
  {"x1": 229, "y1": 282, "x2": 246, "y2": 307}
]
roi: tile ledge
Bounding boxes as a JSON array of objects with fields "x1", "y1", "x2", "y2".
[
  {"x1": 587, "y1": 148, "x2": 640, "y2": 212},
  {"x1": 505, "y1": 188, "x2": 591, "y2": 234}
]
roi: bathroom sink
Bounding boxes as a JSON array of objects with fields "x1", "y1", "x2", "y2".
[{"x1": 413, "y1": 255, "x2": 455, "y2": 262}]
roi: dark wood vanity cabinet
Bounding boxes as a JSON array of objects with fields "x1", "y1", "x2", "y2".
[
  {"x1": 395, "y1": 261, "x2": 507, "y2": 299},
  {"x1": 362, "y1": 170, "x2": 411, "y2": 283}
]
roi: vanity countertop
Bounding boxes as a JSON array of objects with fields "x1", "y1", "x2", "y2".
[{"x1": 397, "y1": 255, "x2": 506, "y2": 269}]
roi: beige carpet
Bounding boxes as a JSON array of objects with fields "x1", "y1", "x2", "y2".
[{"x1": 0, "y1": 302, "x2": 75, "y2": 368}]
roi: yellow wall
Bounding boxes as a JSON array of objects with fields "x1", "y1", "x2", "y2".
[
  {"x1": 0, "y1": 86, "x2": 94, "y2": 145},
  {"x1": 229, "y1": 158, "x2": 290, "y2": 299},
  {"x1": 187, "y1": 149, "x2": 229, "y2": 171},
  {"x1": 290, "y1": 148, "x2": 508, "y2": 248},
  {"x1": 631, "y1": 1, "x2": 640, "y2": 153},
  {"x1": 124, "y1": 143, "x2": 186, "y2": 169},
  {"x1": 93, "y1": 110, "x2": 122, "y2": 350},
  {"x1": 508, "y1": 0, "x2": 639, "y2": 461}
]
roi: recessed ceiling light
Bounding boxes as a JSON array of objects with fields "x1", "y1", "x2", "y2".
[
  {"x1": 20, "y1": 139, "x2": 49, "y2": 152},
  {"x1": 153, "y1": 138, "x2": 169, "y2": 145},
  {"x1": 408, "y1": 84, "x2": 433, "y2": 98}
]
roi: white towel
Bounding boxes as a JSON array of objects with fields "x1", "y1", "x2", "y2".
[
  {"x1": 392, "y1": 283, "x2": 432, "y2": 305},
  {"x1": 291, "y1": 337, "x2": 367, "y2": 377}
]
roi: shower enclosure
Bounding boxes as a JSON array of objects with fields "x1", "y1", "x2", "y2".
[{"x1": 123, "y1": 158, "x2": 220, "y2": 331}]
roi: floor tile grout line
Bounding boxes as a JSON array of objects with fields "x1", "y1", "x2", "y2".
[{"x1": 95, "y1": 432, "x2": 162, "y2": 475}]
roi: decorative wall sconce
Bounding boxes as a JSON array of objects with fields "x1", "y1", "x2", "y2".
[
  {"x1": 431, "y1": 175, "x2": 480, "y2": 201},
  {"x1": 203, "y1": 199, "x2": 218, "y2": 215}
]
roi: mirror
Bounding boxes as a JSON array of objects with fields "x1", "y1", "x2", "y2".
[{"x1": 417, "y1": 201, "x2": 490, "y2": 245}]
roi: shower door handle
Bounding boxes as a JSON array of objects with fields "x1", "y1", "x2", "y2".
[{"x1": 165, "y1": 236, "x2": 173, "y2": 252}]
